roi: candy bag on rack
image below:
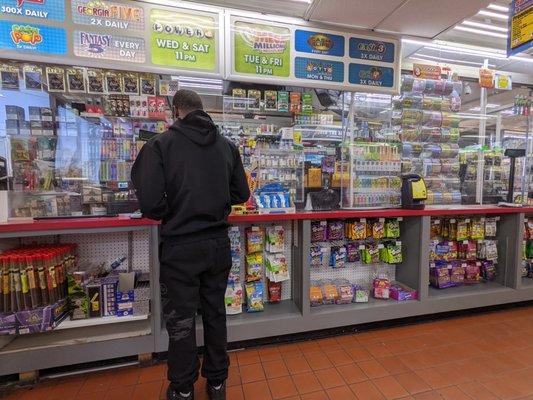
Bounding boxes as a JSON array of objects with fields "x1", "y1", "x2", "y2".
[
  {"x1": 353, "y1": 220, "x2": 367, "y2": 240},
  {"x1": 372, "y1": 220, "x2": 385, "y2": 239},
  {"x1": 246, "y1": 253, "x2": 263, "y2": 282},
  {"x1": 335, "y1": 279, "x2": 354, "y2": 305},
  {"x1": 225, "y1": 284, "x2": 243, "y2": 315},
  {"x1": 430, "y1": 219, "x2": 442, "y2": 239},
  {"x1": 471, "y1": 218, "x2": 485, "y2": 240},
  {"x1": 464, "y1": 261, "x2": 481, "y2": 284},
  {"x1": 311, "y1": 221, "x2": 328, "y2": 242},
  {"x1": 246, "y1": 281, "x2": 264, "y2": 312},
  {"x1": 328, "y1": 220, "x2": 345, "y2": 241},
  {"x1": 485, "y1": 218, "x2": 498, "y2": 238},
  {"x1": 457, "y1": 219, "x2": 469, "y2": 241},
  {"x1": 450, "y1": 261, "x2": 465, "y2": 286},
  {"x1": 310, "y1": 281, "x2": 323, "y2": 307},
  {"x1": 346, "y1": 243, "x2": 360, "y2": 263},
  {"x1": 246, "y1": 227, "x2": 264, "y2": 253},
  {"x1": 385, "y1": 219, "x2": 400, "y2": 238},
  {"x1": 321, "y1": 280, "x2": 338, "y2": 305},
  {"x1": 329, "y1": 246, "x2": 347, "y2": 268},
  {"x1": 267, "y1": 280, "x2": 282, "y2": 303},
  {"x1": 266, "y1": 225, "x2": 285, "y2": 253},
  {"x1": 481, "y1": 261, "x2": 497, "y2": 281},
  {"x1": 310, "y1": 246, "x2": 324, "y2": 267}
]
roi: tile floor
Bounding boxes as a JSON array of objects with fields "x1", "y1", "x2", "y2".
[{"x1": 4, "y1": 305, "x2": 533, "y2": 400}]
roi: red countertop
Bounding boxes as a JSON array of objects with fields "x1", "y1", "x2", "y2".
[{"x1": 0, "y1": 205, "x2": 532, "y2": 233}]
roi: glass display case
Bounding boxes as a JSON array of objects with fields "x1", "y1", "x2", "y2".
[{"x1": 0, "y1": 59, "x2": 169, "y2": 218}]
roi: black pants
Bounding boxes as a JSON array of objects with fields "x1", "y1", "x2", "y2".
[{"x1": 160, "y1": 236, "x2": 231, "y2": 390}]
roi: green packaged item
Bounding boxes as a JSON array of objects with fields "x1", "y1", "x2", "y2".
[
  {"x1": 385, "y1": 219, "x2": 400, "y2": 238},
  {"x1": 245, "y1": 281, "x2": 264, "y2": 312},
  {"x1": 301, "y1": 92, "x2": 313, "y2": 115},
  {"x1": 278, "y1": 91, "x2": 289, "y2": 112},
  {"x1": 361, "y1": 244, "x2": 380, "y2": 264},
  {"x1": 527, "y1": 240, "x2": 533, "y2": 259},
  {"x1": 380, "y1": 242, "x2": 403, "y2": 264},
  {"x1": 246, "y1": 253, "x2": 263, "y2": 282},
  {"x1": 457, "y1": 219, "x2": 469, "y2": 241}
]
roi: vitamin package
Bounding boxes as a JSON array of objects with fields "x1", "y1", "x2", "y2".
[{"x1": 245, "y1": 281, "x2": 264, "y2": 312}]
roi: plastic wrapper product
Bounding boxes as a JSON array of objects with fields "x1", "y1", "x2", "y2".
[
  {"x1": 346, "y1": 243, "x2": 360, "y2": 263},
  {"x1": 310, "y1": 281, "x2": 323, "y2": 307},
  {"x1": 450, "y1": 261, "x2": 465, "y2": 286},
  {"x1": 390, "y1": 282, "x2": 417, "y2": 301},
  {"x1": 347, "y1": 220, "x2": 367, "y2": 240},
  {"x1": 430, "y1": 262, "x2": 453, "y2": 289},
  {"x1": 265, "y1": 253, "x2": 289, "y2": 282},
  {"x1": 403, "y1": 94, "x2": 423, "y2": 109},
  {"x1": 456, "y1": 219, "x2": 470, "y2": 241},
  {"x1": 439, "y1": 143, "x2": 459, "y2": 158},
  {"x1": 385, "y1": 219, "x2": 400, "y2": 238},
  {"x1": 310, "y1": 246, "x2": 324, "y2": 267},
  {"x1": 372, "y1": 220, "x2": 385, "y2": 239},
  {"x1": 246, "y1": 227, "x2": 264, "y2": 253},
  {"x1": 245, "y1": 253, "x2": 263, "y2": 282},
  {"x1": 459, "y1": 240, "x2": 477, "y2": 261},
  {"x1": 478, "y1": 240, "x2": 498, "y2": 261},
  {"x1": 485, "y1": 218, "x2": 498, "y2": 238},
  {"x1": 329, "y1": 246, "x2": 347, "y2": 268},
  {"x1": 373, "y1": 278, "x2": 390, "y2": 299},
  {"x1": 225, "y1": 284, "x2": 243, "y2": 315},
  {"x1": 311, "y1": 221, "x2": 328, "y2": 242},
  {"x1": 327, "y1": 220, "x2": 345, "y2": 241},
  {"x1": 335, "y1": 280, "x2": 354, "y2": 305},
  {"x1": 441, "y1": 112, "x2": 460, "y2": 128},
  {"x1": 422, "y1": 96, "x2": 443, "y2": 111},
  {"x1": 430, "y1": 219, "x2": 442, "y2": 239},
  {"x1": 481, "y1": 261, "x2": 497, "y2": 281},
  {"x1": 353, "y1": 285, "x2": 369, "y2": 303},
  {"x1": 267, "y1": 280, "x2": 282, "y2": 303},
  {"x1": 361, "y1": 244, "x2": 380, "y2": 264},
  {"x1": 266, "y1": 226, "x2": 285, "y2": 253},
  {"x1": 401, "y1": 75, "x2": 414, "y2": 92},
  {"x1": 422, "y1": 111, "x2": 443, "y2": 128},
  {"x1": 464, "y1": 262, "x2": 481, "y2": 284},
  {"x1": 380, "y1": 242, "x2": 403, "y2": 264},
  {"x1": 401, "y1": 109, "x2": 423, "y2": 126},
  {"x1": 246, "y1": 282, "x2": 264, "y2": 312},
  {"x1": 321, "y1": 281, "x2": 339, "y2": 305},
  {"x1": 412, "y1": 78, "x2": 426, "y2": 93}
]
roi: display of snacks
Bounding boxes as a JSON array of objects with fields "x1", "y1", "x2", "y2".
[
  {"x1": 394, "y1": 75, "x2": 463, "y2": 205},
  {"x1": 429, "y1": 216, "x2": 499, "y2": 289}
]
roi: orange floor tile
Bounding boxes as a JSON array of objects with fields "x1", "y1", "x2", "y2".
[{"x1": 3, "y1": 305, "x2": 533, "y2": 400}]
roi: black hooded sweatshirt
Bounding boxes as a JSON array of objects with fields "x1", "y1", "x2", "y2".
[{"x1": 131, "y1": 110, "x2": 250, "y2": 241}]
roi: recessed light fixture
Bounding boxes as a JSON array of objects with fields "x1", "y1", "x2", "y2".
[
  {"x1": 461, "y1": 20, "x2": 508, "y2": 32},
  {"x1": 487, "y1": 3, "x2": 509, "y2": 12},
  {"x1": 454, "y1": 26, "x2": 508, "y2": 38},
  {"x1": 411, "y1": 53, "x2": 496, "y2": 67},
  {"x1": 477, "y1": 10, "x2": 508, "y2": 20},
  {"x1": 402, "y1": 38, "x2": 508, "y2": 59}
]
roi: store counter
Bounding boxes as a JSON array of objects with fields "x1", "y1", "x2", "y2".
[{"x1": 1, "y1": 205, "x2": 533, "y2": 377}]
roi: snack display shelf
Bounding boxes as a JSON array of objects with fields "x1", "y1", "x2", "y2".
[
  {"x1": 55, "y1": 314, "x2": 149, "y2": 331},
  {"x1": 427, "y1": 281, "x2": 512, "y2": 298}
]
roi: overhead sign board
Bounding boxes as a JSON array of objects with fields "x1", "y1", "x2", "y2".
[{"x1": 508, "y1": 0, "x2": 533, "y2": 56}]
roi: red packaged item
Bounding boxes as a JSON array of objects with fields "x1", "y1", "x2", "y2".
[
  {"x1": 267, "y1": 280, "x2": 282, "y2": 303},
  {"x1": 464, "y1": 261, "x2": 481, "y2": 284}
]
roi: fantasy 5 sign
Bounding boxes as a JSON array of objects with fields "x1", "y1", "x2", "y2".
[
  {"x1": 71, "y1": 0, "x2": 145, "y2": 31},
  {"x1": 73, "y1": 30, "x2": 145, "y2": 63},
  {"x1": 0, "y1": 0, "x2": 65, "y2": 21},
  {"x1": 0, "y1": 20, "x2": 67, "y2": 54}
]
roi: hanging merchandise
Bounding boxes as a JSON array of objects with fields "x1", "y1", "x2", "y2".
[{"x1": 479, "y1": 67, "x2": 495, "y2": 89}]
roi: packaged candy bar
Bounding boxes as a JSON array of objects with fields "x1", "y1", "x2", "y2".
[
  {"x1": 265, "y1": 253, "x2": 289, "y2": 282},
  {"x1": 246, "y1": 227, "x2": 264, "y2": 253},
  {"x1": 346, "y1": 243, "x2": 360, "y2": 263},
  {"x1": 321, "y1": 280, "x2": 338, "y2": 305},
  {"x1": 329, "y1": 246, "x2": 347, "y2": 268},
  {"x1": 430, "y1": 219, "x2": 442, "y2": 239},
  {"x1": 335, "y1": 280, "x2": 354, "y2": 305},
  {"x1": 266, "y1": 225, "x2": 285, "y2": 253},
  {"x1": 245, "y1": 253, "x2": 263, "y2": 282},
  {"x1": 450, "y1": 261, "x2": 465, "y2": 286},
  {"x1": 385, "y1": 219, "x2": 400, "y2": 238},
  {"x1": 464, "y1": 261, "x2": 481, "y2": 284},
  {"x1": 246, "y1": 281, "x2": 264, "y2": 312},
  {"x1": 373, "y1": 278, "x2": 390, "y2": 299},
  {"x1": 310, "y1": 281, "x2": 323, "y2": 307},
  {"x1": 311, "y1": 221, "x2": 328, "y2": 242},
  {"x1": 390, "y1": 282, "x2": 417, "y2": 301},
  {"x1": 481, "y1": 261, "x2": 497, "y2": 281},
  {"x1": 485, "y1": 218, "x2": 498, "y2": 238},
  {"x1": 225, "y1": 284, "x2": 243, "y2": 315},
  {"x1": 353, "y1": 285, "x2": 369, "y2": 303},
  {"x1": 380, "y1": 242, "x2": 403, "y2": 264},
  {"x1": 457, "y1": 219, "x2": 469, "y2": 241},
  {"x1": 430, "y1": 262, "x2": 453, "y2": 289},
  {"x1": 327, "y1": 221, "x2": 345, "y2": 241},
  {"x1": 267, "y1": 280, "x2": 282, "y2": 303},
  {"x1": 471, "y1": 218, "x2": 485, "y2": 240},
  {"x1": 372, "y1": 220, "x2": 385, "y2": 239},
  {"x1": 310, "y1": 246, "x2": 324, "y2": 267}
]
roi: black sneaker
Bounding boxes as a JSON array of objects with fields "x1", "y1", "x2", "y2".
[
  {"x1": 207, "y1": 381, "x2": 226, "y2": 400},
  {"x1": 167, "y1": 385, "x2": 194, "y2": 400}
]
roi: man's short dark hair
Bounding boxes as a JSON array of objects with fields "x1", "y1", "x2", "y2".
[{"x1": 172, "y1": 89, "x2": 203, "y2": 111}]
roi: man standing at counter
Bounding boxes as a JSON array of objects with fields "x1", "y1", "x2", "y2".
[{"x1": 131, "y1": 89, "x2": 250, "y2": 400}]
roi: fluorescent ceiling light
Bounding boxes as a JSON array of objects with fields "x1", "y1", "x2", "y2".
[
  {"x1": 478, "y1": 10, "x2": 508, "y2": 20},
  {"x1": 454, "y1": 25, "x2": 508, "y2": 38},
  {"x1": 411, "y1": 53, "x2": 496, "y2": 67},
  {"x1": 510, "y1": 55, "x2": 533, "y2": 63},
  {"x1": 487, "y1": 3, "x2": 509, "y2": 12},
  {"x1": 461, "y1": 20, "x2": 508, "y2": 32},
  {"x1": 402, "y1": 38, "x2": 508, "y2": 59}
]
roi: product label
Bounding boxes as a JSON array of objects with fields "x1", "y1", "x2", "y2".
[
  {"x1": 0, "y1": 0, "x2": 65, "y2": 21},
  {"x1": 349, "y1": 37, "x2": 395, "y2": 63},
  {"x1": 0, "y1": 21, "x2": 67, "y2": 54},
  {"x1": 412, "y1": 63, "x2": 441, "y2": 79},
  {"x1": 234, "y1": 21, "x2": 290, "y2": 77},
  {"x1": 294, "y1": 29, "x2": 344, "y2": 57},
  {"x1": 494, "y1": 73, "x2": 512, "y2": 90},
  {"x1": 348, "y1": 63, "x2": 394, "y2": 88},
  {"x1": 509, "y1": 0, "x2": 532, "y2": 54},
  {"x1": 71, "y1": 0, "x2": 144, "y2": 31},
  {"x1": 150, "y1": 9, "x2": 217, "y2": 71},
  {"x1": 294, "y1": 56, "x2": 344, "y2": 82},
  {"x1": 73, "y1": 30, "x2": 145, "y2": 63}
]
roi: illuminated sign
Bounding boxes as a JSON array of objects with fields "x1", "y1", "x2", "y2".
[
  {"x1": 0, "y1": 0, "x2": 64, "y2": 21},
  {"x1": 0, "y1": 21, "x2": 66, "y2": 54}
]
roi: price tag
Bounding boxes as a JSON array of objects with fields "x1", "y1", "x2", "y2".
[
  {"x1": 463, "y1": 240, "x2": 469, "y2": 244},
  {"x1": 465, "y1": 219, "x2": 471, "y2": 223},
  {"x1": 398, "y1": 217, "x2": 403, "y2": 221},
  {"x1": 450, "y1": 219, "x2": 456, "y2": 223},
  {"x1": 448, "y1": 242, "x2": 454, "y2": 246},
  {"x1": 434, "y1": 219, "x2": 441, "y2": 224},
  {"x1": 396, "y1": 241, "x2": 402, "y2": 246},
  {"x1": 359, "y1": 245, "x2": 366, "y2": 250},
  {"x1": 496, "y1": 217, "x2": 501, "y2": 221},
  {"x1": 378, "y1": 244, "x2": 384, "y2": 249},
  {"x1": 361, "y1": 218, "x2": 366, "y2": 222},
  {"x1": 379, "y1": 218, "x2": 385, "y2": 222}
]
